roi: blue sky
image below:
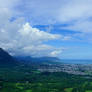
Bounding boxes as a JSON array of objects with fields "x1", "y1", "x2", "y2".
[{"x1": 0, "y1": 0, "x2": 92, "y2": 59}]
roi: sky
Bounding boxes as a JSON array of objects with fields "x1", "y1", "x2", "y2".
[{"x1": 0, "y1": 0, "x2": 92, "y2": 59}]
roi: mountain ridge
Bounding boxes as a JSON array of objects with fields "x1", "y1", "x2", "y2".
[{"x1": 0, "y1": 48, "x2": 18, "y2": 67}]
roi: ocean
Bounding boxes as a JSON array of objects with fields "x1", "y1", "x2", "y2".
[{"x1": 61, "y1": 59, "x2": 92, "y2": 64}]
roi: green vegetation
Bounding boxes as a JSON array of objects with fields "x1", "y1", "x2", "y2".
[{"x1": 0, "y1": 66, "x2": 92, "y2": 92}]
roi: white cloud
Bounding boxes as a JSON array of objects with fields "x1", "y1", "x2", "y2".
[
  {"x1": 22, "y1": 44, "x2": 63, "y2": 57},
  {"x1": 2, "y1": 0, "x2": 92, "y2": 33},
  {"x1": 13, "y1": 0, "x2": 92, "y2": 24},
  {"x1": 0, "y1": 14, "x2": 63, "y2": 57},
  {"x1": 50, "y1": 50, "x2": 62, "y2": 57},
  {"x1": 62, "y1": 20, "x2": 92, "y2": 33},
  {"x1": 19, "y1": 23, "x2": 61, "y2": 41},
  {"x1": 12, "y1": 0, "x2": 92, "y2": 42},
  {"x1": 1, "y1": 0, "x2": 92, "y2": 57},
  {"x1": 0, "y1": 0, "x2": 67, "y2": 57},
  {"x1": 58, "y1": 0, "x2": 92, "y2": 22},
  {"x1": 13, "y1": 0, "x2": 64, "y2": 25}
]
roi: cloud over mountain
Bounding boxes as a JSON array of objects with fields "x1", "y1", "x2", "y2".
[
  {"x1": 0, "y1": 0, "x2": 92, "y2": 59},
  {"x1": 0, "y1": 19, "x2": 63, "y2": 57}
]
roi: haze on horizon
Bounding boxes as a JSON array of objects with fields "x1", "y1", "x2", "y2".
[{"x1": 0, "y1": 0, "x2": 92, "y2": 59}]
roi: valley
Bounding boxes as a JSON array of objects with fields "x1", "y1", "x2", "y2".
[{"x1": 0, "y1": 48, "x2": 92, "y2": 92}]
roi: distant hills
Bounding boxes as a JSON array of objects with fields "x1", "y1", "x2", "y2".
[
  {"x1": 0, "y1": 48, "x2": 61, "y2": 67},
  {"x1": 0, "y1": 48, "x2": 17, "y2": 67},
  {"x1": 1, "y1": 48, "x2": 91, "y2": 76},
  {"x1": 15, "y1": 56, "x2": 61, "y2": 65}
]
